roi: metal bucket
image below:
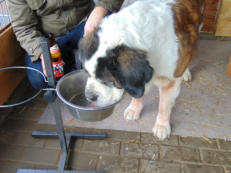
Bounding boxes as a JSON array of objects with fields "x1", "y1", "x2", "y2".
[{"x1": 56, "y1": 70, "x2": 119, "y2": 122}]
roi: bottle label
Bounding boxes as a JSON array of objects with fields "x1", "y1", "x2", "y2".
[
  {"x1": 50, "y1": 44, "x2": 59, "y2": 54},
  {"x1": 52, "y1": 60, "x2": 65, "y2": 78}
]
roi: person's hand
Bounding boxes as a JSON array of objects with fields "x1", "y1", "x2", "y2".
[
  {"x1": 84, "y1": 6, "x2": 108, "y2": 36},
  {"x1": 40, "y1": 54, "x2": 47, "y2": 77}
]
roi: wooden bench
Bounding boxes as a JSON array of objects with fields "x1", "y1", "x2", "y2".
[{"x1": 0, "y1": 25, "x2": 25, "y2": 105}]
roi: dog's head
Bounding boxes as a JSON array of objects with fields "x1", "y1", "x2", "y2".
[{"x1": 78, "y1": 29, "x2": 153, "y2": 107}]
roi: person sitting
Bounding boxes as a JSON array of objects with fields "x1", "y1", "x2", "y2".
[{"x1": 7, "y1": 0, "x2": 124, "y2": 89}]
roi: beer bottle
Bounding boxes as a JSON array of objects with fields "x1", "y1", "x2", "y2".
[{"x1": 49, "y1": 40, "x2": 64, "y2": 80}]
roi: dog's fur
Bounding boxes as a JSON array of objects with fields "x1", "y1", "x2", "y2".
[{"x1": 79, "y1": 0, "x2": 204, "y2": 140}]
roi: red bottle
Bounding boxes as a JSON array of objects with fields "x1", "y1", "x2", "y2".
[{"x1": 50, "y1": 43, "x2": 64, "y2": 80}]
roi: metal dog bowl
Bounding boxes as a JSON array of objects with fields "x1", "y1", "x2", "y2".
[{"x1": 56, "y1": 70, "x2": 119, "y2": 122}]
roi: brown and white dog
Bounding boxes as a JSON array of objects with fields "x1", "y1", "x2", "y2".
[{"x1": 79, "y1": 0, "x2": 204, "y2": 140}]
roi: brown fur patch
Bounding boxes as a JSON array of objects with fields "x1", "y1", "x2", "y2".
[
  {"x1": 99, "y1": 46, "x2": 147, "y2": 89},
  {"x1": 104, "y1": 74, "x2": 122, "y2": 89},
  {"x1": 116, "y1": 47, "x2": 147, "y2": 75},
  {"x1": 79, "y1": 28, "x2": 100, "y2": 61},
  {"x1": 162, "y1": 80, "x2": 176, "y2": 92},
  {"x1": 171, "y1": 0, "x2": 205, "y2": 77}
]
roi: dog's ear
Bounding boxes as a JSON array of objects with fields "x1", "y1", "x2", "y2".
[
  {"x1": 78, "y1": 28, "x2": 99, "y2": 63},
  {"x1": 98, "y1": 45, "x2": 154, "y2": 98}
]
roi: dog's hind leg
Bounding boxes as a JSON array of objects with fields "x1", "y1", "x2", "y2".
[
  {"x1": 153, "y1": 78, "x2": 181, "y2": 140},
  {"x1": 124, "y1": 96, "x2": 144, "y2": 120}
]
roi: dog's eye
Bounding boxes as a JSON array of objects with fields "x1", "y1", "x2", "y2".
[
  {"x1": 98, "y1": 79, "x2": 114, "y2": 88},
  {"x1": 102, "y1": 81, "x2": 107, "y2": 85},
  {"x1": 102, "y1": 81, "x2": 113, "y2": 87},
  {"x1": 106, "y1": 81, "x2": 114, "y2": 87}
]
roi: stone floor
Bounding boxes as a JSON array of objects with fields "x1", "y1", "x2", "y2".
[
  {"x1": 0, "y1": 89, "x2": 231, "y2": 173},
  {"x1": 0, "y1": 37, "x2": 231, "y2": 173}
]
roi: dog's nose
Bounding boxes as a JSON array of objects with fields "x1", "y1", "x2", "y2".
[{"x1": 85, "y1": 92, "x2": 98, "y2": 102}]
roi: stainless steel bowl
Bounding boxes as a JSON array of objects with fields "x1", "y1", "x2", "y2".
[{"x1": 56, "y1": 70, "x2": 119, "y2": 122}]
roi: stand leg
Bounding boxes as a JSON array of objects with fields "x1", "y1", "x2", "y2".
[
  {"x1": 51, "y1": 98, "x2": 67, "y2": 154},
  {"x1": 17, "y1": 170, "x2": 104, "y2": 173},
  {"x1": 59, "y1": 135, "x2": 71, "y2": 171},
  {"x1": 32, "y1": 131, "x2": 107, "y2": 140}
]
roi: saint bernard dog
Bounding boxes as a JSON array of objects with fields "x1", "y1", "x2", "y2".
[{"x1": 79, "y1": 0, "x2": 205, "y2": 140}]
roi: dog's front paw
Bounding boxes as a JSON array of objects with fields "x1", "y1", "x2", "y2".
[
  {"x1": 182, "y1": 68, "x2": 192, "y2": 82},
  {"x1": 152, "y1": 120, "x2": 171, "y2": 140},
  {"x1": 124, "y1": 105, "x2": 142, "y2": 120}
]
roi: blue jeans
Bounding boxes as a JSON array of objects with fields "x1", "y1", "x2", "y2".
[{"x1": 25, "y1": 21, "x2": 85, "y2": 90}]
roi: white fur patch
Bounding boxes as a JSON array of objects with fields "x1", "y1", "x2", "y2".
[
  {"x1": 85, "y1": 77, "x2": 124, "y2": 107},
  {"x1": 84, "y1": 0, "x2": 180, "y2": 107}
]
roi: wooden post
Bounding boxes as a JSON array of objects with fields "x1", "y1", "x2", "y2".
[
  {"x1": 226, "y1": 56, "x2": 231, "y2": 76},
  {"x1": 215, "y1": 0, "x2": 231, "y2": 36}
]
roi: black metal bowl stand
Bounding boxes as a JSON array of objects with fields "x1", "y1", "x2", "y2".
[{"x1": 17, "y1": 38, "x2": 107, "y2": 173}]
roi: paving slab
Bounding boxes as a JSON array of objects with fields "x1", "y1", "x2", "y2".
[
  {"x1": 0, "y1": 161, "x2": 35, "y2": 173},
  {"x1": 67, "y1": 152, "x2": 98, "y2": 170},
  {"x1": 141, "y1": 133, "x2": 178, "y2": 145},
  {"x1": 140, "y1": 160, "x2": 181, "y2": 173},
  {"x1": 0, "y1": 145, "x2": 24, "y2": 161},
  {"x1": 1, "y1": 119, "x2": 38, "y2": 132},
  {"x1": 20, "y1": 147, "x2": 60, "y2": 166},
  {"x1": 226, "y1": 167, "x2": 231, "y2": 173},
  {"x1": 219, "y1": 139, "x2": 231, "y2": 151},
  {"x1": 179, "y1": 136, "x2": 218, "y2": 149},
  {"x1": 160, "y1": 145, "x2": 201, "y2": 162},
  {"x1": 8, "y1": 106, "x2": 45, "y2": 121},
  {"x1": 120, "y1": 142, "x2": 159, "y2": 160},
  {"x1": 201, "y1": 149, "x2": 231, "y2": 166},
  {"x1": 98, "y1": 156, "x2": 139, "y2": 173},
  {"x1": 82, "y1": 140, "x2": 120, "y2": 156},
  {"x1": 6, "y1": 132, "x2": 45, "y2": 148},
  {"x1": 182, "y1": 164, "x2": 224, "y2": 173}
]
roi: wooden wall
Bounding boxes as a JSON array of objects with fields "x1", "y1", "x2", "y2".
[
  {"x1": 201, "y1": 0, "x2": 221, "y2": 33},
  {"x1": 201, "y1": 0, "x2": 231, "y2": 36},
  {"x1": 0, "y1": 26, "x2": 25, "y2": 105}
]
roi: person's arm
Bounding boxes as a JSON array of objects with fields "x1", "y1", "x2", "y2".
[
  {"x1": 84, "y1": 0, "x2": 124, "y2": 36},
  {"x1": 84, "y1": 6, "x2": 107, "y2": 36},
  {"x1": 7, "y1": 0, "x2": 43, "y2": 62},
  {"x1": 95, "y1": 0, "x2": 124, "y2": 12}
]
